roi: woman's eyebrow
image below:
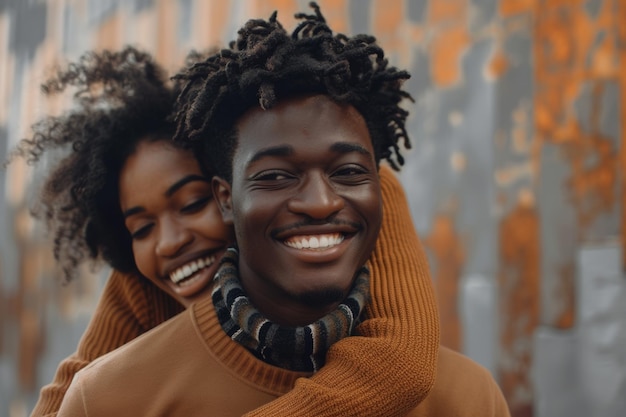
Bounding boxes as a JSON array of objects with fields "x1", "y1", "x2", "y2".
[
  {"x1": 122, "y1": 175, "x2": 208, "y2": 219},
  {"x1": 123, "y1": 206, "x2": 145, "y2": 219},
  {"x1": 165, "y1": 174, "x2": 208, "y2": 197}
]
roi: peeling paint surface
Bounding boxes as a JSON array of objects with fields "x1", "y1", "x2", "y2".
[
  {"x1": 498, "y1": 203, "x2": 541, "y2": 417},
  {"x1": 0, "y1": 1, "x2": 624, "y2": 417},
  {"x1": 424, "y1": 213, "x2": 465, "y2": 351}
]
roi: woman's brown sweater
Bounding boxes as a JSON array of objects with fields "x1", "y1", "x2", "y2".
[{"x1": 30, "y1": 165, "x2": 440, "y2": 417}]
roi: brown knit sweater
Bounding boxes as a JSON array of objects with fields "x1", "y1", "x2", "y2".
[
  {"x1": 30, "y1": 165, "x2": 440, "y2": 417},
  {"x1": 56, "y1": 292, "x2": 507, "y2": 416}
]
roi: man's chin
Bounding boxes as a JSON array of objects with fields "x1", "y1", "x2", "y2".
[{"x1": 293, "y1": 288, "x2": 346, "y2": 308}]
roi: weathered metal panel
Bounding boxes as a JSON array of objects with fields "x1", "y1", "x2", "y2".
[{"x1": 0, "y1": 1, "x2": 624, "y2": 416}]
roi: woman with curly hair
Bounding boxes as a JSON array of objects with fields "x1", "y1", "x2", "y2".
[{"x1": 16, "y1": 9, "x2": 441, "y2": 417}]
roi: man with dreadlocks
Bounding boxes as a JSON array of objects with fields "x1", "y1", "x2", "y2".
[
  {"x1": 56, "y1": 4, "x2": 509, "y2": 417},
  {"x1": 21, "y1": 30, "x2": 439, "y2": 417}
]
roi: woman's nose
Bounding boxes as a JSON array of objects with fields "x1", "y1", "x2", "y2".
[{"x1": 155, "y1": 217, "x2": 193, "y2": 257}]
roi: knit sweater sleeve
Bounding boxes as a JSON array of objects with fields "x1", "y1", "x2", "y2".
[
  {"x1": 244, "y1": 165, "x2": 440, "y2": 417},
  {"x1": 29, "y1": 270, "x2": 183, "y2": 417}
]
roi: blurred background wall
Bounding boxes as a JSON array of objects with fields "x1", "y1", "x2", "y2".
[{"x1": 0, "y1": 1, "x2": 624, "y2": 416}]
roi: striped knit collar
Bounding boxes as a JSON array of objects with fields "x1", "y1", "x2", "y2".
[{"x1": 212, "y1": 246, "x2": 370, "y2": 372}]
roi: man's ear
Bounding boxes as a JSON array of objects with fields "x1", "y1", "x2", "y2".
[{"x1": 212, "y1": 176, "x2": 234, "y2": 226}]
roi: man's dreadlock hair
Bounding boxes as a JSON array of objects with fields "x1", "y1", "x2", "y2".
[
  {"x1": 173, "y1": 2, "x2": 412, "y2": 183},
  {"x1": 9, "y1": 46, "x2": 198, "y2": 282}
]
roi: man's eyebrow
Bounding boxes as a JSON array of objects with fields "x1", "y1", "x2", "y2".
[
  {"x1": 248, "y1": 145, "x2": 293, "y2": 164},
  {"x1": 330, "y1": 142, "x2": 372, "y2": 157},
  {"x1": 249, "y1": 142, "x2": 371, "y2": 164},
  {"x1": 122, "y1": 175, "x2": 208, "y2": 219}
]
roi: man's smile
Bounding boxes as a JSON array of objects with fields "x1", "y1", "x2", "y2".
[{"x1": 283, "y1": 233, "x2": 345, "y2": 250}]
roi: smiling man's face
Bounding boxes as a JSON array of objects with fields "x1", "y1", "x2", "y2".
[{"x1": 213, "y1": 94, "x2": 382, "y2": 325}]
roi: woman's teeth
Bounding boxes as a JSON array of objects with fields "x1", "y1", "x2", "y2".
[
  {"x1": 169, "y1": 256, "x2": 215, "y2": 284},
  {"x1": 284, "y1": 233, "x2": 344, "y2": 250}
]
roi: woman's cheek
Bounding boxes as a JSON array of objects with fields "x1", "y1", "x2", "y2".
[{"x1": 132, "y1": 241, "x2": 155, "y2": 281}]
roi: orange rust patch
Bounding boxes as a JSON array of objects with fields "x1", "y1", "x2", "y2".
[
  {"x1": 316, "y1": 0, "x2": 348, "y2": 34},
  {"x1": 498, "y1": 203, "x2": 540, "y2": 417},
  {"x1": 192, "y1": 0, "x2": 229, "y2": 49},
  {"x1": 563, "y1": 130, "x2": 617, "y2": 234},
  {"x1": 95, "y1": 13, "x2": 122, "y2": 51},
  {"x1": 554, "y1": 263, "x2": 576, "y2": 328},
  {"x1": 206, "y1": 1, "x2": 230, "y2": 49},
  {"x1": 620, "y1": 1, "x2": 626, "y2": 271},
  {"x1": 426, "y1": 0, "x2": 470, "y2": 87},
  {"x1": 424, "y1": 213, "x2": 465, "y2": 351},
  {"x1": 370, "y1": 0, "x2": 405, "y2": 61},
  {"x1": 500, "y1": 0, "x2": 535, "y2": 17},
  {"x1": 255, "y1": 0, "x2": 298, "y2": 27},
  {"x1": 428, "y1": 0, "x2": 467, "y2": 24},
  {"x1": 535, "y1": 2, "x2": 620, "y2": 237},
  {"x1": 487, "y1": 48, "x2": 509, "y2": 79},
  {"x1": 156, "y1": 1, "x2": 177, "y2": 67},
  {"x1": 372, "y1": 0, "x2": 403, "y2": 34},
  {"x1": 430, "y1": 26, "x2": 470, "y2": 87}
]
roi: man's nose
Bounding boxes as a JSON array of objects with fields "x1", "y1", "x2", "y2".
[
  {"x1": 155, "y1": 217, "x2": 193, "y2": 257},
  {"x1": 287, "y1": 173, "x2": 345, "y2": 219}
]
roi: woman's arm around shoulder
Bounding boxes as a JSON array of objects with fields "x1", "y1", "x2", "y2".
[{"x1": 29, "y1": 269, "x2": 183, "y2": 417}]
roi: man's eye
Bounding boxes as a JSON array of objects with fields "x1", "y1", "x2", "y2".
[
  {"x1": 333, "y1": 165, "x2": 367, "y2": 177},
  {"x1": 252, "y1": 170, "x2": 291, "y2": 181}
]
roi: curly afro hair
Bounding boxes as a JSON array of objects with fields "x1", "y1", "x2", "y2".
[
  {"x1": 172, "y1": 2, "x2": 413, "y2": 184},
  {"x1": 9, "y1": 46, "x2": 191, "y2": 282}
]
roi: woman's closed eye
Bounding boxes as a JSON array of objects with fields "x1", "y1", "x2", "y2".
[
  {"x1": 181, "y1": 196, "x2": 211, "y2": 214},
  {"x1": 130, "y1": 223, "x2": 154, "y2": 240}
]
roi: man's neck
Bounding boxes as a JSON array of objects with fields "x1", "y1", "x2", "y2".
[
  {"x1": 211, "y1": 247, "x2": 370, "y2": 372},
  {"x1": 240, "y1": 285, "x2": 341, "y2": 327}
]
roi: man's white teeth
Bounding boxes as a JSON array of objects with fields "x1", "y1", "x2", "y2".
[
  {"x1": 285, "y1": 234, "x2": 344, "y2": 250},
  {"x1": 169, "y1": 256, "x2": 215, "y2": 284}
]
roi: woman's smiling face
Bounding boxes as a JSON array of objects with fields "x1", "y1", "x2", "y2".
[{"x1": 119, "y1": 139, "x2": 233, "y2": 307}]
